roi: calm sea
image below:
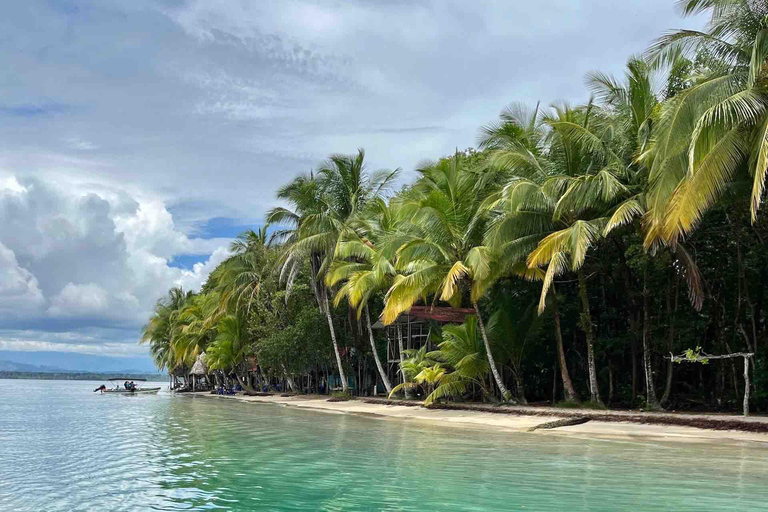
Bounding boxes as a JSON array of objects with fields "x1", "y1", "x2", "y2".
[{"x1": 1, "y1": 379, "x2": 767, "y2": 511}]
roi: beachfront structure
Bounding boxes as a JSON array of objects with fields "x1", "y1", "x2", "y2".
[{"x1": 373, "y1": 306, "x2": 474, "y2": 388}]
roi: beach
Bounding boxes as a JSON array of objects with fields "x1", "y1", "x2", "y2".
[{"x1": 189, "y1": 392, "x2": 768, "y2": 445}]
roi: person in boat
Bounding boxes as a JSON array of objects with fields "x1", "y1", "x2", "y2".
[
  {"x1": 128, "y1": 381, "x2": 136, "y2": 391},
  {"x1": 124, "y1": 381, "x2": 129, "y2": 390},
  {"x1": 94, "y1": 384, "x2": 107, "y2": 393}
]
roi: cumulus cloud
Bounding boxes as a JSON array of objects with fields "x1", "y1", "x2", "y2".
[
  {"x1": 0, "y1": 176, "x2": 231, "y2": 350},
  {"x1": 0, "y1": 242, "x2": 45, "y2": 316}
]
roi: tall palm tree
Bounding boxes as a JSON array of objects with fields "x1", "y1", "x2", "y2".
[
  {"x1": 645, "y1": 0, "x2": 768, "y2": 245},
  {"x1": 485, "y1": 103, "x2": 629, "y2": 404},
  {"x1": 140, "y1": 287, "x2": 192, "y2": 373},
  {"x1": 206, "y1": 313, "x2": 256, "y2": 392},
  {"x1": 269, "y1": 149, "x2": 398, "y2": 393},
  {"x1": 326, "y1": 199, "x2": 406, "y2": 395},
  {"x1": 381, "y1": 153, "x2": 514, "y2": 401},
  {"x1": 589, "y1": 55, "x2": 706, "y2": 409},
  {"x1": 480, "y1": 103, "x2": 579, "y2": 403},
  {"x1": 172, "y1": 292, "x2": 222, "y2": 372}
]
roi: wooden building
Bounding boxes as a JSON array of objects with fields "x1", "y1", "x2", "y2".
[{"x1": 372, "y1": 306, "x2": 475, "y2": 387}]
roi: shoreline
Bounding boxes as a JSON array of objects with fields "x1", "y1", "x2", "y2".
[{"x1": 184, "y1": 392, "x2": 768, "y2": 445}]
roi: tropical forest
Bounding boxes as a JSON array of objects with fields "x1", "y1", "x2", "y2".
[{"x1": 141, "y1": 0, "x2": 768, "y2": 415}]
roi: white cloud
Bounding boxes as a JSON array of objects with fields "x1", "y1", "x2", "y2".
[
  {"x1": 0, "y1": 176, "x2": 231, "y2": 350},
  {"x1": 0, "y1": 242, "x2": 45, "y2": 316},
  {"x1": 47, "y1": 282, "x2": 111, "y2": 318}
]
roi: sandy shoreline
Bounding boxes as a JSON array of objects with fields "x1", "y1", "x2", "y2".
[{"x1": 185, "y1": 392, "x2": 768, "y2": 445}]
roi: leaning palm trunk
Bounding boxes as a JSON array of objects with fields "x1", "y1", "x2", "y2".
[
  {"x1": 323, "y1": 291, "x2": 348, "y2": 392},
  {"x1": 236, "y1": 373, "x2": 257, "y2": 394},
  {"x1": 365, "y1": 305, "x2": 392, "y2": 395},
  {"x1": 396, "y1": 323, "x2": 412, "y2": 399},
  {"x1": 551, "y1": 287, "x2": 578, "y2": 402},
  {"x1": 577, "y1": 270, "x2": 602, "y2": 404},
  {"x1": 473, "y1": 301, "x2": 513, "y2": 402}
]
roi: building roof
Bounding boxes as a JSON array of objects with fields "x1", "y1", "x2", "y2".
[
  {"x1": 372, "y1": 306, "x2": 475, "y2": 328},
  {"x1": 190, "y1": 353, "x2": 208, "y2": 375}
]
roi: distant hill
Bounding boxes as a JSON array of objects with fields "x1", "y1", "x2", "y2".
[
  {"x1": 0, "y1": 351, "x2": 159, "y2": 373},
  {"x1": 0, "y1": 359, "x2": 66, "y2": 372}
]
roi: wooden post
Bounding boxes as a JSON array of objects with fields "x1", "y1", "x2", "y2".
[{"x1": 743, "y1": 355, "x2": 750, "y2": 417}]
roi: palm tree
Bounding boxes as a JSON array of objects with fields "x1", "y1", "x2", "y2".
[
  {"x1": 206, "y1": 313, "x2": 256, "y2": 392},
  {"x1": 140, "y1": 287, "x2": 191, "y2": 376},
  {"x1": 480, "y1": 103, "x2": 579, "y2": 403},
  {"x1": 326, "y1": 199, "x2": 405, "y2": 395},
  {"x1": 485, "y1": 103, "x2": 629, "y2": 404},
  {"x1": 644, "y1": 0, "x2": 768, "y2": 245},
  {"x1": 381, "y1": 153, "x2": 514, "y2": 401},
  {"x1": 425, "y1": 316, "x2": 493, "y2": 405},
  {"x1": 388, "y1": 345, "x2": 441, "y2": 399},
  {"x1": 588, "y1": 55, "x2": 705, "y2": 409},
  {"x1": 172, "y1": 292, "x2": 222, "y2": 374},
  {"x1": 269, "y1": 149, "x2": 398, "y2": 393}
]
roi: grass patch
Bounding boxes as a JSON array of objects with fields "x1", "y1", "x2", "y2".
[
  {"x1": 555, "y1": 400, "x2": 583, "y2": 409},
  {"x1": 555, "y1": 400, "x2": 607, "y2": 410},
  {"x1": 327, "y1": 390, "x2": 352, "y2": 402}
]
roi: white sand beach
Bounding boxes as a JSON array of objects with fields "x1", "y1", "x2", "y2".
[{"x1": 188, "y1": 392, "x2": 768, "y2": 445}]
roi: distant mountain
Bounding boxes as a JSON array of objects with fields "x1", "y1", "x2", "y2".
[
  {"x1": 0, "y1": 360, "x2": 66, "y2": 372},
  {"x1": 0, "y1": 351, "x2": 160, "y2": 374}
]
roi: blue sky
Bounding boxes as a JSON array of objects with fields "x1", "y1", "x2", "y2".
[{"x1": 0, "y1": 0, "x2": 704, "y2": 370}]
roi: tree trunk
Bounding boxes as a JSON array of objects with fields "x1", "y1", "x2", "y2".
[
  {"x1": 323, "y1": 290, "x2": 348, "y2": 392},
  {"x1": 396, "y1": 323, "x2": 412, "y2": 399},
  {"x1": 660, "y1": 278, "x2": 679, "y2": 406},
  {"x1": 577, "y1": 270, "x2": 602, "y2": 404},
  {"x1": 551, "y1": 287, "x2": 578, "y2": 402},
  {"x1": 236, "y1": 373, "x2": 257, "y2": 394},
  {"x1": 608, "y1": 363, "x2": 614, "y2": 405},
  {"x1": 642, "y1": 266, "x2": 662, "y2": 410},
  {"x1": 514, "y1": 370, "x2": 528, "y2": 404},
  {"x1": 365, "y1": 305, "x2": 392, "y2": 395},
  {"x1": 472, "y1": 301, "x2": 513, "y2": 402}
]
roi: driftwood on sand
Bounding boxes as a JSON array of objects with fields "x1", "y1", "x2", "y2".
[{"x1": 528, "y1": 417, "x2": 590, "y2": 432}]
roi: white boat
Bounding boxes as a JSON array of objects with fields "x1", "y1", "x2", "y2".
[{"x1": 94, "y1": 378, "x2": 161, "y2": 395}]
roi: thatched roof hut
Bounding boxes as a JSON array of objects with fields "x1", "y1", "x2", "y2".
[{"x1": 190, "y1": 353, "x2": 208, "y2": 375}]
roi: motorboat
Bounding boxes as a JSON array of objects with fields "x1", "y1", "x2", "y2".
[{"x1": 94, "y1": 378, "x2": 160, "y2": 395}]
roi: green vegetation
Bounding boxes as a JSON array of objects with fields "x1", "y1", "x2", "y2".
[{"x1": 141, "y1": 1, "x2": 768, "y2": 415}]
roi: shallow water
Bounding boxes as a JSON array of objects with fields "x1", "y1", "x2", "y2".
[{"x1": 1, "y1": 379, "x2": 767, "y2": 511}]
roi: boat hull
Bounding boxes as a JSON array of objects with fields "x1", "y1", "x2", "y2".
[{"x1": 102, "y1": 388, "x2": 160, "y2": 395}]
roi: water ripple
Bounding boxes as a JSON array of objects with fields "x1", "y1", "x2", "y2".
[{"x1": 2, "y1": 380, "x2": 768, "y2": 511}]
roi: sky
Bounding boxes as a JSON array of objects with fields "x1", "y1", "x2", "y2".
[{"x1": 0, "y1": 0, "x2": 705, "y2": 370}]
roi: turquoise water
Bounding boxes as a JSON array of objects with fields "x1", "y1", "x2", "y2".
[{"x1": 1, "y1": 380, "x2": 768, "y2": 511}]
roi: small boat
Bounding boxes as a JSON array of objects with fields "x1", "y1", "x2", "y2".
[{"x1": 94, "y1": 378, "x2": 161, "y2": 395}]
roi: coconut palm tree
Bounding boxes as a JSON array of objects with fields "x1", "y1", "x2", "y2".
[
  {"x1": 206, "y1": 313, "x2": 257, "y2": 393},
  {"x1": 480, "y1": 103, "x2": 580, "y2": 403},
  {"x1": 387, "y1": 345, "x2": 441, "y2": 399},
  {"x1": 141, "y1": 287, "x2": 192, "y2": 374},
  {"x1": 172, "y1": 292, "x2": 222, "y2": 372},
  {"x1": 484, "y1": 103, "x2": 629, "y2": 404},
  {"x1": 326, "y1": 199, "x2": 405, "y2": 395},
  {"x1": 381, "y1": 153, "x2": 514, "y2": 401},
  {"x1": 269, "y1": 150, "x2": 398, "y2": 393},
  {"x1": 424, "y1": 316, "x2": 494, "y2": 405},
  {"x1": 644, "y1": 0, "x2": 768, "y2": 245}
]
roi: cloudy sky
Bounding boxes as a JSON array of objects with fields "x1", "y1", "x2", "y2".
[{"x1": 0, "y1": 0, "x2": 704, "y2": 370}]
